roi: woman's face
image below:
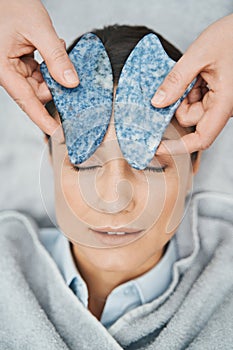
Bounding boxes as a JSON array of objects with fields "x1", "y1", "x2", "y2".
[{"x1": 50, "y1": 106, "x2": 197, "y2": 274}]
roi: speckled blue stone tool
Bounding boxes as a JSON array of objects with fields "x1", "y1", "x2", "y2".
[
  {"x1": 114, "y1": 33, "x2": 195, "y2": 170},
  {"x1": 41, "y1": 32, "x2": 195, "y2": 169},
  {"x1": 40, "y1": 33, "x2": 113, "y2": 164}
]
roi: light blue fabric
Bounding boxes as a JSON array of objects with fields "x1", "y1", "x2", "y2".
[
  {"x1": 1, "y1": 193, "x2": 233, "y2": 349},
  {"x1": 39, "y1": 227, "x2": 178, "y2": 328}
]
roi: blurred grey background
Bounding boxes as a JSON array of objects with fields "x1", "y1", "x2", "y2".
[{"x1": 0, "y1": 0, "x2": 232, "y2": 227}]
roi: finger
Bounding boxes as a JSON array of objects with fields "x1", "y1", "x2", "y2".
[
  {"x1": 59, "y1": 38, "x2": 66, "y2": 49},
  {"x1": 31, "y1": 69, "x2": 45, "y2": 84},
  {"x1": 27, "y1": 77, "x2": 52, "y2": 104},
  {"x1": 13, "y1": 56, "x2": 38, "y2": 78},
  {"x1": 1, "y1": 66, "x2": 60, "y2": 137},
  {"x1": 157, "y1": 97, "x2": 232, "y2": 154},
  {"x1": 156, "y1": 139, "x2": 189, "y2": 155},
  {"x1": 151, "y1": 44, "x2": 206, "y2": 108},
  {"x1": 16, "y1": 56, "x2": 42, "y2": 83},
  {"x1": 10, "y1": 56, "x2": 53, "y2": 103},
  {"x1": 187, "y1": 76, "x2": 205, "y2": 104},
  {"x1": 183, "y1": 98, "x2": 232, "y2": 152},
  {"x1": 13, "y1": 56, "x2": 52, "y2": 102},
  {"x1": 32, "y1": 26, "x2": 79, "y2": 88},
  {"x1": 175, "y1": 98, "x2": 204, "y2": 127}
]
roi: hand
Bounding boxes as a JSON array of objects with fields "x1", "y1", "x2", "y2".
[
  {"x1": 152, "y1": 14, "x2": 233, "y2": 154},
  {"x1": 0, "y1": 0, "x2": 79, "y2": 138}
]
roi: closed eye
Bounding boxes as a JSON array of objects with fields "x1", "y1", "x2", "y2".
[
  {"x1": 144, "y1": 166, "x2": 167, "y2": 173},
  {"x1": 70, "y1": 165, "x2": 101, "y2": 172},
  {"x1": 70, "y1": 165, "x2": 167, "y2": 173}
]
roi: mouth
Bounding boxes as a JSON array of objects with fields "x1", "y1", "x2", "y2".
[
  {"x1": 89, "y1": 226, "x2": 143, "y2": 235},
  {"x1": 88, "y1": 226, "x2": 145, "y2": 247}
]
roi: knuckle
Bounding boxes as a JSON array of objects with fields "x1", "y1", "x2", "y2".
[
  {"x1": 176, "y1": 113, "x2": 189, "y2": 127},
  {"x1": 180, "y1": 118, "x2": 190, "y2": 127},
  {"x1": 166, "y1": 70, "x2": 182, "y2": 86},
  {"x1": 14, "y1": 97, "x2": 27, "y2": 112},
  {"x1": 199, "y1": 137, "x2": 212, "y2": 150},
  {"x1": 176, "y1": 109, "x2": 190, "y2": 127},
  {"x1": 50, "y1": 45, "x2": 67, "y2": 64}
]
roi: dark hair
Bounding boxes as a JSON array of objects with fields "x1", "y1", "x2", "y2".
[
  {"x1": 68, "y1": 25, "x2": 182, "y2": 84},
  {"x1": 45, "y1": 24, "x2": 197, "y2": 161}
]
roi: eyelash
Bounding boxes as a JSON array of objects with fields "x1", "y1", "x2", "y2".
[
  {"x1": 70, "y1": 165, "x2": 167, "y2": 173},
  {"x1": 70, "y1": 165, "x2": 100, "y2": 172},
  {"x1": 145, "y1": 166, "x2": 167, "y2": 173}
]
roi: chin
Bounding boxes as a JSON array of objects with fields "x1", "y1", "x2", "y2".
[{"x1": 84, "y1": 246, "x2": 139, "y2": 272}]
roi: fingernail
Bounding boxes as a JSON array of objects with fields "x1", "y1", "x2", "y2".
[
  {"x1": 152, "y1": 90, "x2": 166, "y2": 105},
  {"x1": 64, "y1": 69, "x2": 79, "y2": 84}
]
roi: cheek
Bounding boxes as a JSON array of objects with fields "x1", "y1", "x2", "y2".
[
  {"x1": 146, "y1": 160, "x2": 192, "y2": 235},
  {"x1": 58, "y1": 168, "x2": 94, "y2": 224},
  {"x1": 61, "y1": 170, "x2": 84, "y2": 210},
  {"x1": 52, "y1": 145, "x2": 94, "y2": 222},
  {"x1": 51, "y1": 146, "x2": 91, "y2": 241},
  {"x1": 164, "y1": 161, "x2": 192, "y2": 234},
  {"x1": 145, "y1": 174, "x2": 167, "y2": 216}
]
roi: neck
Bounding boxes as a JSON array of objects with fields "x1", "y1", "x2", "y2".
[{"x1": 70, "y1": 242, "x2": 165, "y2": 318}]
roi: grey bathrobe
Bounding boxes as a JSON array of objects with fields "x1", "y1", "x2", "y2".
[{"x1": 0, "y1": 191, "x2": 233, "y2": 350}]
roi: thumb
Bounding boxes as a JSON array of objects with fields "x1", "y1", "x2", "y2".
[
  {"x1": 35, "y1": 25, "x2": 79, "y2": 88},
  {"x1": 151, "y1": 45, "x2": 203, "y2": 108}
]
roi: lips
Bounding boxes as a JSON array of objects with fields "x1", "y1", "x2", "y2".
[
  {"x1": 89, "y1": 226, "x2": 143, "y2": 235},
  {"x1": 88, "y1": 226, "x2": 145, "y2": 246}
]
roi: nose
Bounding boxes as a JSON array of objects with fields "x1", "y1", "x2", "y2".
[{"x1": 95, "y1": 159, "x2": 136, "y2": 214}]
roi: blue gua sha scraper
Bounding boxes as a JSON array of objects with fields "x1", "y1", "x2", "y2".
[
  {"x1": 41, "y1": 32, "x2": 195, "y2": 169},
  {"x1": 40, "y1": 33, "x2": 113, "y2": 165},
  {"x1": 114, "y1": 33, "x2": 195, "y2": 170}
]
